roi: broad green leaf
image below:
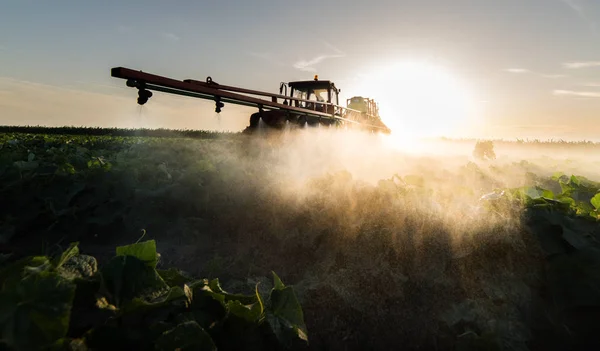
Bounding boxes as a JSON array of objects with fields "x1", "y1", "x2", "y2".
[
  {"x1": 101, "y1": 255, "x2": 169, "y2": 308},
  {"x1": 555, "y1": 195, "x2": 576, "y2": 207},
  {"x1": 0, "y1": 271, "x2": 76, "y2": 350},
  {"x1": 524, "y1": 187, "x2": 543, "y2": 200},
  {"x1": 116, "y1": 240, "x2": 158, "y2": 268},
  {"x1": 591, "y1": 193, "x2": 600, "y2": 210},
  {"x1": 269, "y1": 287, "x2": 307, "y2": 337},
  {"x1": 208, "y1": 278, "x2": 256, "y2": 305},
  {"x1": 267, "y1": 274, "x2": 308, "y2": 345},
  {"x1": 552, "y1": 172, "x2": 565, "y2": 181},
  {"x1": 542, "y1": 189, "x2": 555, "y2": 199},
  {"x1": 155, "y1": 321, "x2": 216, "y2": 351},
  {"x1": 227, "y1": 300, "x2": 262, "y2": 323},
  {"x1": 189, "y1": 282, "x2": 228, "y2": 329},
  {"x1": 122, "y1": 285, "x2": 192, "y2": 314},
  {"x1": 157, "y1": 267, "x2": 194, "y2": 287}
]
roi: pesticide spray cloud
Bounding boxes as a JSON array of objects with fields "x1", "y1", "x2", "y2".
[{"x1": 124, "y1": 123, "x2": 600, "y2": 349}]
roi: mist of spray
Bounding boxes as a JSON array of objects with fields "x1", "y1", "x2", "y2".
[{"x1": 126, "y1": 118, "x2": 598, "y2": 349}]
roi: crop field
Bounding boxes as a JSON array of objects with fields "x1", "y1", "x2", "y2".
[{"x1": 1, "y1": 126, "x2": 600, "y2": 350}]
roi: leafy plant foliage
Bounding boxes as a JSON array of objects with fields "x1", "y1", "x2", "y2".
[
  {"x1": 0, "y1": 240, "x2": 307, "y2": 350},
  {"x1": 2, "y1": 128, "x2": 600, "y2": 350}
]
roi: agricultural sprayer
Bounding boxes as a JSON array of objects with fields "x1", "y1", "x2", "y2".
[{"x1": 111, "y1": 67, "x2": 391, "y2": 134}]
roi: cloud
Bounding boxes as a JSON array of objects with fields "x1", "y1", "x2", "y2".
[
  {"x1": 293, "y1": 54, "x2": 345, "y2": 72},
  {"x1": 561, "y1": 0, "x2": 597, "y2": 33},
  {"x1": 504, "y1": 68, "x2": 530, "y2": 73},
  {"x1": 553, "y1": 89, "x2": 600, "y2": 98},
  {"x1": 323, "y1": 41, "x2": 345, "y2": 55},
  {"x1": 563, "y1": 61, "x2": 600, "y2": 69},
  {"x1": 583, "y1": 82, "x2": 600, "y2": 87},
  {"x1": 292, "y1": 42, "x2": 346, "y2": 72},
  {"x1": 504, "y1": 68, "x2": 567, "y2": 79},
  {"x1": 161, "y1": 32, "x2": 180, "y2": 42}
]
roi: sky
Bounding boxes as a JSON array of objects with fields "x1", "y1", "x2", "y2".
[{"x1": 1, "y1": 0, "x2": 600, "y2": 140}]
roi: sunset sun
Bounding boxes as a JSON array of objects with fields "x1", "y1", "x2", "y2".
[{"x1": 352, "y1": 61, "x2": 476, "y2": 140}]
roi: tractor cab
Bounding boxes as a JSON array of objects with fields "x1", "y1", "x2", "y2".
[{"x1": 284, "y1": 75, "x2": 339, "y2": 113}]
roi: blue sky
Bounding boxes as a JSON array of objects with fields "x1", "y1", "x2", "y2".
[{"x1": 1, "y1": 0, "x2": 600, "y2": 139}]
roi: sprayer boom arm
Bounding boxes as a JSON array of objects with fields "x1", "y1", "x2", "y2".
[{"x1": 111, "y1": 67, "x2": 391, "y2": 132}]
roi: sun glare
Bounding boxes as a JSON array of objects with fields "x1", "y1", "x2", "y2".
[{"x1": 349, "y1": 61, "x2": 477, "y2": 143}]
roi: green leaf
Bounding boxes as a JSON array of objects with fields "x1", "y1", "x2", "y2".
[
  {"x1": 591, "y1": 193, "x2": 600, "y2": 210},
  {"x1": 208, "y1": 278, "x2": 257, "y2": 305},
  {"x1": 52, "y1": 242, "x2": 80, "y2": 270},
  {"x1": 155, "y1": 321, "x2": 217, "y2": 351},
  {"x1": 56, "y1": 162, "x2": 76, "y2": 175},
  {"x1": 0, "y1": 271, "x2": 76, "y2": 350},
  {"x1": 552, "y1": 171, "x2": 565, "y2": 181},
  {"x1": 100, "y1": 255, "x2": 169, "y2": 308},
  {"x1": 115, "y1": 240, "x2": 159, "y2": 268},
  {"x1": 188, "y1": 282, "x2": 228, "y2": 329},
  {"x1": 157, "y1": 267, "x2": 194, "y2": 287},
  {"x1": 269, "y1": 288, "x2": 307, "y2": 341},
  {"x1": 227, "y1": 300, "x2": 262, "y2": 323},
  {"x1": 542, "y1": 189, "x2": 555, "y2": 199},
  {"x1": 122, "y1": 285, "x2": 192, "y2": 314},
  {"x1": 524, "y1": 187, "x2": 543, "y2": 200},
  {"x1": 0, "y1": 256, "x2": 51, "y2": 289},
  {"x1": 272, "y1": 271, "x2": 286, "y2": 291},
  {"x1": 267, "y1": 274, "x2": 308, "y2": 346},
  {"x1": 556, "y1": 195, "x2": 576, "y2": 207}
]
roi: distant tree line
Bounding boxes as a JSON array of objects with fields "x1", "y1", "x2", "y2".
[{"x1": 0, "y1": 126, "x2": 238, "y2": 139}]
